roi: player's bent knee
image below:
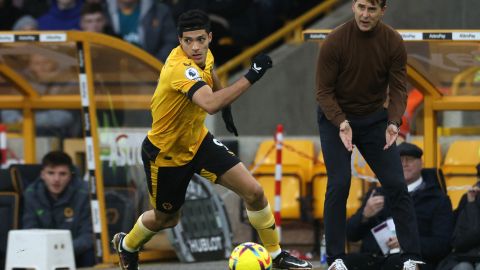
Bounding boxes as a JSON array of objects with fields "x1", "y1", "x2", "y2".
[
  {"x1": 243, "y1": 183, "x2": 265, "y2": 205},
  {"x1": 152, "y1": 210, "x2": 180, "y2": 229}
]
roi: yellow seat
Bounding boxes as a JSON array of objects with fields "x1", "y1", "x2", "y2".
[
  {"x1": 316, "y1": 148, "x2": 375, "y2": 178},
  {"x1": 442, "y1": 140, "x2": 480, "y2": 175},
  {"x1": 445, "y1": 176, "x2": 477, "y2": 209},
  {"x1": 252, "y1": 139, "x2": 315, "y2": 183},
  {"x1": 312, "y1": 150, "x2": 370, "y2": 219},
  {"x1": 255, "y1": 173, "x2": 301, "y2": 219},
  {"x1": 312, "y1": 175, "x2": 365, "y2": 219},
  {"x1": 431, "y1": 140, "x2": 480, "y2": 209},
  {"x1": 251, "y1": 139, "x2": 315, "y2": 219}
]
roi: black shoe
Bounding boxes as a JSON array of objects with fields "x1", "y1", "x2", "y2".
[
  {"x1": 272, "y1": 250, "x2": 313, "y2": 269},
  {"x1": 112, "y1": 232, "x2": 139, "y2": 270}
]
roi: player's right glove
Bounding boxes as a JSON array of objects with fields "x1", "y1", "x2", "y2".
[{"x1": 244, "y1": 53, "x2": 273, "y2": 84}]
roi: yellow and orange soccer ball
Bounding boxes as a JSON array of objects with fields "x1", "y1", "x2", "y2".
[{"x1": 228, "y1": 242, "x2": 272, "y2": 270}]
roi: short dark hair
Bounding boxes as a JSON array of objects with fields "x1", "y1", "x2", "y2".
[
  {"x1": 354, "y1": 0, "x2": 387, "y2": 8},
  {"x1": 177, "y1": 9, "x2": 211, "y2": 37},
  {"x1": 41, "y1": 151, "x2": 73, "y2": 169},
  {"x1": 80, "y1": 2, "x2": 104, "y2": 17}
]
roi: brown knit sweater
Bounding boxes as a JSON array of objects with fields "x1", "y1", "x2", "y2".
[{"x1": 316, "y1": 19, "x2": 407, "y2": 127}]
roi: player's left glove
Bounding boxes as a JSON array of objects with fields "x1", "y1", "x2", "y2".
[
  {"x1": 221, "y1": 105, "x2": 238, "y2": 136},
  {"x1": 244, "y1": 53, "x2": 273, "y2": 84}
]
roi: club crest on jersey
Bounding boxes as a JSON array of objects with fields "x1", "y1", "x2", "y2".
[{"x1": 185, "y1": 67, "x2": 202, "y2": 81}]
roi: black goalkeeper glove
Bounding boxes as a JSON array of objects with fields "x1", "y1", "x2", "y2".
[
  {"x1": 244, "y1": 53, "x2": 273, "y2": 84},
  {"x1": 221, "y1": 105, "x2": 238, "y2": 136}
]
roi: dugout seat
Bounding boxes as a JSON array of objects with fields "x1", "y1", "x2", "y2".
[
  {"x1": 0, "y1": 169, "x2": 20, "y2": 270},
  {"x1": 441, "y1": 140, "x2": 480, "y2": 209},
  {"x1": 9, "y1": 164, "x2": 43, "y2": 193},
  {"x1": 9, "y1": 164, "x2": 42, "y2": 229},
  {"x1": 250, "y1": 139, "x2": 315, "y2": 219}
]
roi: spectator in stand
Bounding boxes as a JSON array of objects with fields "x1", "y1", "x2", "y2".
[
  {"x1": 12, "y1": 15, "x2": 38, "y2": 30},
  {"x1": 105, "y1": 0, "x2": 177, "y2": 62},
  {"x1": 19, "y1": 0, "x2": 50, "y2": 18},
  {"x1": 22, "y1": 151, "x2": 94, "y2": 267},
  {"x1": 1, "y1": 53, "x2": 81, "y2": 137},
  {"x1": 346, "y1": 142, "x2": 454, "y2": 270},
  {"x1": 0, "y1": 0, "x2": 25, "y2": 30},
  {"x1": 38, "y1": 0, "x2": 83, "y2": 30},
  {"x1": 80, "y1": 2, "x2": 115, "y2": 35},
  {"x1": 437, "y1": 164, "x2": 480, "y2": 270}
]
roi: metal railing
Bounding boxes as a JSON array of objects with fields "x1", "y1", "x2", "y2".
[{"x1": 215, "y1": 0, "x2": 339, "y2": 85}]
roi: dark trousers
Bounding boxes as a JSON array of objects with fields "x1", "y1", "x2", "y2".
[{"x1": 317, "y1": 107, "x2": 421, "y2": 264}]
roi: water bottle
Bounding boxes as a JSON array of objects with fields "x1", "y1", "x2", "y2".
[{"x1": 320, "y1": 233, "x2": 327, "y2": 266}]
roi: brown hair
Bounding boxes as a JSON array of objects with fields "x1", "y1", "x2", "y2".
[{"x1": 354, "y1": 0, "x2": 386, "y2": 8}]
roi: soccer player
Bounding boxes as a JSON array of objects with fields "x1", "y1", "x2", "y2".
[{"x1": 111, "y1": 9, "x2": 312, "y2": 270}]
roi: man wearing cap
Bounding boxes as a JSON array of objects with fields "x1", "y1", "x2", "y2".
[{"x1": 345, "y1": 142, "x2": 454, "y2": 270}]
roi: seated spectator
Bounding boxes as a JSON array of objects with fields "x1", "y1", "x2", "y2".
[
  {"x1": 437, "y1": 164, "x2": 480, "y2": 270},
  {"x1": 106, "y1": 0, "x2": 177, "y2": 62},
  {"x1": 22, "y1": 151, "x2": 94, "y2": 267},
  {"x1": 0, "y1": 0, "x2": 24, "y2": 30},
  {"x1": 80, "y1": 2, "x2": 115, "y2": 35},
  {"x1": 38, "y1": 0, "x2": 82, "y2": 30},
  {"x1": 345, "y1": 142, "x2": 454, "y2": 270},
  {"x1": 19, "y1": 0, "x2": 50, "y2": 18},
  {"x1": 12, "y1": 15, "x2": 38, "y2": 30}
]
